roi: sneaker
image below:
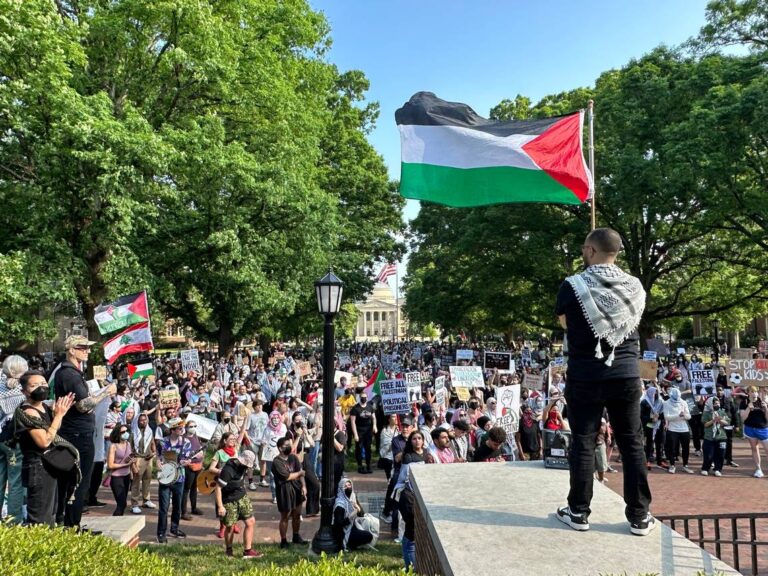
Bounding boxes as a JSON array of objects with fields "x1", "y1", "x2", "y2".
[
  {"x1": 191, "y1": 508, "x2": 204, "y2": 516},
  {"x1": 243, "y1": 549, "x2": 264, "y2": 560},
  {"x1": 668, "y1": 466, "x2": 676, "y2": 474},
  {"x1": 754, "y1": 469, "x2": 764, "y2": 478},
  {"x1": 279, "y1": 540, "x2": 290, "y2": 549},
  {"x1": 728, "y1": 460, "x2": 740, "y2": 468},
  {"x1": 216, "y1": 527, "x2": 225, "y2": 539},
  {"x1": 630, "y1": 513, "x2": 657, "y2": 536},
  {"x1": 606, "y1": 467, "x2": 618, "y2": 473},
  {"x1": 144, "y1": 500, "x2": 157, "y2": 509},
  {"x1": 556, "y1": 506, "x2": 589, "y2": 532},
  {"x1": 380, "y1": 512, "x2": 393, "y2": 524},
  {"x1": 682, "y1": 466, "x2": 694, "y2": 474},
  {"x1": 249, "y1": 482, "x2": 258, "y2": 491},
  {"x1": 646, "y1": 462, "x2": 653, "y2": 470},
  {"x1": 157, "y1": 534, "x2": 167, "y2": 544},
  {"x1": 88, "y1": 500, "x2": 107, "y2": 508},
  {"x1": 694, "y1": 450, "x2": 702, "y2": 457},
  {"x1": 271, "y1": 497, "x2": 277, "y2": 505},
  {"x1": 701, "y1": 470, "x2": 708, "y2": 476},
  {"x1": 714, "y1": 470, "x2": 722, "y2": 477},
  {"x1": 170, "y1": 529, "x2": 187, "y2": 539},
  {"x1": 225, "y1": 547, "x2": 234, "y2": 557},
  {"x1": 131, "y1": 506, "x2": 142, "y2": 514},
  {"x1": 292, "y1": 534, "x2": 308, "y2": 545},
  {"x1": 259, "y1": 479, "x2": 269, "y2": 487},
  {"x1": 358, "y1": 466, "x2": 365, "y2": 474},
  {"x1": 181, "y1": 514, "x2": 192, "y2": 521},
  {"x1": 393, "y1": 537, "x2": 402, "y2": 544},
  {"x1": 233, "y1": 524, "x2": 240, "y2": 535}
]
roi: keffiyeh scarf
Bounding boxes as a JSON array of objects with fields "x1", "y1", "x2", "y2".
[{"x1": 566, "y1": 264, "x2": 646, "y2": 366}]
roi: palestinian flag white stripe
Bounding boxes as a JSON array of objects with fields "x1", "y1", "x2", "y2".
[{"x1": 399, "y1": 125, "x2": 539, "y2": 170}]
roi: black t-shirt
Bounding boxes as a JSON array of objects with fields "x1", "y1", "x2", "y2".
[
  {"x1": 555, "y1": 281, "x2": 640, "y2": 381},
  {"x1": 472, "y1": 441, "x2": 502, "y2": 462},
  {"x1": 272, "y1": 454, "x2": 302, "y2": 490},
  {"x1": 217, "y1": 459, "x2": 247, "y2": 504},
  {"x1": 53, "y1": 361, "x2": 94, "y2": 436},
  {"x1": 518, "y1": 422, "x2": 541, "y2": 453},
  {"x1": 740, "y1": 399, "x2": 768, "y2": 428},
  {"x1": 350, "y1": 403, "x2": 375, "y2": 431}
]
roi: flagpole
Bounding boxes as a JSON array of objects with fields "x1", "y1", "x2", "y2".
[
  {"x1": 395, "y1": 265, "x2": 399, "y2": 343},
  {"x1": 588, "y1": 100, "x2": 596, "y2": 231}
]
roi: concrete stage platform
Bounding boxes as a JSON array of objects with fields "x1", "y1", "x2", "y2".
[
  {"x1": 410, "y1": 462, "x2": 739, "y2": 576},
  {"x1": 81, "y1": 516, "x2": 145, "y2": 548}
]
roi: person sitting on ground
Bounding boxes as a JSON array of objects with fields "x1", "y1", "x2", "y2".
[
  {"x1": 333, "y1": 477, "x2": 374, "y2": 551},
  {"x1": 215, "y1": 450, "x2": 263, "y2": 560},
  {"x1": 472, "y1": 426, "x2": 507, "y2": 462}
]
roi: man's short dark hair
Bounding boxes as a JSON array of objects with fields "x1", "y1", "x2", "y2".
[
  {"x1": 453, "y1": 420, "x2": 470, "y2": 432},
  {"x1": 431, "y1": 427, "x2": 449, "y2": 441},
  {"x1": 586, "y1": 228, "x2": 623, "y2": 254},
  {"x1": 276, "y1": 436, "x2": 291, "y2": 450},
  {"x1": 486, "y1": 426, "x2": 507, "y2": 444}
]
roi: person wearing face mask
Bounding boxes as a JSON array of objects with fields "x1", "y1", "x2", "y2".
[
  {"x1": 271, "y1": 437, "x2": 307, "y2": 548},
  {"x1": 701, "y1": 396, "x2": 729, "y2": 477},
  {"x1": 662, "y1": 387, "x2": 693, "y2": 474},
  {"x1": 211, "y1": 411, "x2": 239, "y2": 447},
  {"x1": 130, "y1": 413, "x2": 157, "y2": 514},
  {"x1": 260, "y1": 411, "x2": 287, "y2": 504},
  {"x1": 14, "y1": 370, "x2": 75, "y2": 526},
  {"x1": 0, "y1": 355, "x2": 29, "y2": 525},
  {"x1": 350, "y1": 392, "x2": 377, "y2": 474},
  {"x1": 181, "y1": 421, "x2": 205, "y2": 520},
  {"x1": 286, "y1": 411, "x2": 319, "y2": 517},
  {"x1": 107, "y1": 424, "x2": 136, "y2": 516},
  {"x1": 333, "y1": 477, "x2": 374, "y2": 551},
  {"x1": 215, "y1": 450, "x2": 263, "y2": 559}
]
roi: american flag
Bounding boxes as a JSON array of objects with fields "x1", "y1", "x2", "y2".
[{"x1": 376, "y1": 263, "x2": 397, "y2": 283}]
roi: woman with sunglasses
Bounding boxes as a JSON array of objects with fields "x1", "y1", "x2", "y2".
[{"x1": 107, "y1": 423, "x2": 136, "y2": 516}]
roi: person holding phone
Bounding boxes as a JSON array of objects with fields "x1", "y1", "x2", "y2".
[{"x1": 740, "y1": 386, "x2": 768, "y2": 478}]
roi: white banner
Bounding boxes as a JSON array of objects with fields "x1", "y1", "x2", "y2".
[
  {"x1": 185, "y1": 413, "x2": 217, "y2": 441},
  {"x1": 455, "y1": 349, "x2": 474, "y2": 362},
  {"x1": 181, "y1": 349, "x2": 201, "y2": 373},
  {"x1": 334, "y1": 371, "x2": 353, "y2": 386},
  {"x1": 690, "y1": 368, "x2": 716, "y2": 391},
  {"x1": 434, "y1": 376, "x2": 446, "y2": 407},
  {"x1": 449, "y1": 366, "x2": 485, "y2": 388},
  {"x1": 380, "y1": 378, "x2": 410, "y2": 415},
  {"x1": 405, "y1": 371, "x2": 423, "y2": 403}
]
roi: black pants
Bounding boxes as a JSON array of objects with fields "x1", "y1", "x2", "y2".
[
  {"x1": 380, "y1": 457, "x2": 393, "y2": 480},
  {"x1": 690, "y1": 414, "x2": 703, "y2": 452},
  {"x1": 157, "y1": 481, "x2": 183, "y2": 537},
  {"x1": 665, "y1": 430, "x2": 690, "y2": 466},
  {"x1": 304, "y1": 458, "x2": 320, "y2": 515},
  {"x1": 702, "y1": 438, "x2": 725, "y2": 473},
  {"x1": 355, "y1": 428, "x2": 373, "y2": 468},
  {"x1": 643, "y1": 425, "x2": 665, "y2": 464},
  {"x1": 565, "y1": 378, "x2": 652, "y2": 523},
  {"x1": 110, "y1": 474, "x2": 131, "y2": 516},
  {"x1": 725, "y1": 428, "x2": 734, "y2": 462},
  {"x1": 182, "y1": 467, "x2": 199, "y2": 514},
  {"x1": 88, "y1": 460, "x2": 105, "y2": 504},
  {"x1": 23, "y1": 461, "x2": 58, "y2": 527},
  {"x1": 56, "y1": 431, "x2": 96, "y2": 527}
]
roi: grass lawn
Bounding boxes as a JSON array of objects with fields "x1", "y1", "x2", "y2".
[{"x1": 140, "y1": 540, "x2": 404, "y2": 575}]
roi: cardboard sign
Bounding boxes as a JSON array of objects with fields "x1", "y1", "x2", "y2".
[
  {"x1": 92, "y1": 366, "x2": 108, "y2": 380},
  {"x1": 676, "y1": 347, "x2": 686, "y2": 355},
  {"x1": 274, "y1": 351, "x2": 286, "y2": 361},
  {"x1": 646, "y1": 338, "x2": 670, "y2": 356},
  {"x1": 731, "y1": 348, "x2": 753, "y2": 360},
  {"x1": 643, "y1": 351, "x2": 658, "y2": 361},
  {"x1": 405, "y1": 372, "x2": 423, "y2": 403},
  {"x1": 495, "y1": 385, "x2": 520, "y2": 419},
  {"x1": 180, "y1": 349, "x2": 201, "y2": 373},
  {"x1": 440, "y1": 355, "x2": 454, "y2": 368},
  {"x1": 159, "y1": 389, "x2": 181, "y2": 409},
  {"x1": 456, "y1": 349, "x2": 474, "y2": 362},
  {"x1": 522, "y1": 372, "x2": 544, "y2": 391},
  {"x1": 521, "y1": 348, "x2": 532, "y2": 362},
  {"x1": 496, "y1": 413, "x2": 519, "y2": 445},
  {"x1": 549, "y1": 357, "x2": 567, "y2": 376},
  {"x1": 639, "y1": 360, "x2": 658, "y2": 381},
  {"x1": 434, "y1": 376, "x2": 446, "y2": 407},
  {"x1": 338, "y1": 353, "x2": 352, "y2": 367},
  {"x1": 690, "y1": 368, "x2": 716, "y2": 389},
  {"x1": 185, "y1": 413, "x2": 216, "y2": 441},
  {"x1": 456, "y1": 387, "x2": 471, "y2": 401},
  {"x1": 449, "y1": 366, "x2": 485, "y2": 388},
  {"x1": 380, "y1": 378, "x2": 409, "y2": 415},
  {"x1": 298, "y1": 361, "x2": 312, "y2": 378},
  {"x1": 334, "y1": 371, "x2": 353, "y2": 386},
  {"x1": 485, "y1": 351, "x2": 512, "y2": 371},
  {"x1": 728, "y1": 358, "x2": 768, "y2": 386}
]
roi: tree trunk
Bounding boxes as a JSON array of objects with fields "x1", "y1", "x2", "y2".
[
  {"x1": 218, "y1": 322, "x2": 234, "y2": 359},
  {"x1": 638, "y1": 319, "x2": 655, "y2": 352},
  {"x1": 259, "y1": 333, "x2": 271, "y2": 366}
]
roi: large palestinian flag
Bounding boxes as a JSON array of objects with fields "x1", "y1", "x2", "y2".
[
  {"x1": 94, "y1": 291, "x2": 150, "y2": 335},
  {"x1": 103, "y1": 321, "x2": 154, "y2": 364},
  {"x1": 127, "y1": 359, "x2": 155, "y2": 381},
  {"x1": 395, "y1": 92, "x2": 593, "y2": 207}
]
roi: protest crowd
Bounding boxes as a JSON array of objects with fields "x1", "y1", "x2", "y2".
[{"x1": 1, "y1": 332, "x2": 767, "y2": 568}]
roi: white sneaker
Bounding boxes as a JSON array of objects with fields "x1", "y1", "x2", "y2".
[
  {"x1": 682, "y1": 466, "x2": 694, "y2": 474},
  {"x1": 754, "y1": 469, "x2": 764, "y2": 478},
  {"x1": 668, "y1": 466, "x2": 676, "y2": 474},
  {"x1": 248, "y1": 482, "x2": 258, "y2": 491},
  {"x1": 131, "y1": 506, "x2": 142, "y2": 514},
  {"x1": 700, "y1": 470, "x2": 708, "y2": 476},
  {"x1": 714, "y1": 470, "x2": 722, "y2": 477},
  {"x1": 144, "y1": 500, "x2": 157, "y2": 509}
]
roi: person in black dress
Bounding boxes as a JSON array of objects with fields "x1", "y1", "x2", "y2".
[{"x1": 271, "y1": 436, "x2": 307, "y2": 548}]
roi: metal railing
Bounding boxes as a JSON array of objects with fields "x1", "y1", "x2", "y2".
[{"x1": 656, "y1": 512, "x2": 768, "y2": 575}]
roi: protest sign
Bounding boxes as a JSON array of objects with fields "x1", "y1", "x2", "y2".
[
  {"x1": 334, "y1": 371, "x2": 353, "y2": 386},
  {"x1": 185, "y1": 413, "x2": 216, "y2": 441},
  {"x1": 298, "y1": 361, "x2": 312, "y2": 378},
  {"x1": 731, "y1": 348, "x2": 753, "y2": 360},
  {"x1": 87, "y1": 379, "x2": 100, "y2": 395},
  {"x1": 643, "y1": 351, "x2": 658, "y2": 361},
  {"x1": 522, "y1": 372, "x2": 544, "y2": 391},
  {"x1": 484, "y1": 351, "x2": 512, "y2": 371},
  {"x1": 382, "y1": 354, "x2": 397, "y2": 370},
  {"x1": 676, "y1": 347, "x2": 686, "y2": 355},
  {"x1": 646, "y1": 338, "x2": 670, "y2": 356},
  {"x1": 434, "y1": 376, "x2": 446, "y2": 407},
  {"x1": 92, "y1": 366, "x2": 108, "y2": 381},
  {"x1": 549, "y1": 357, "x2": 567, "y2": 375},
  {"x1": 274, "y1": 351, "x2": 286, "y2": 361},
  {"x1": 159, "y1": 388, "x2": 181, "y2": 409},
  {"x1": 380, "y1": 379, "x2": 409, "y2": 415},
  {"x1": 728, "y1": 358, "x2": 768, "y2": 386},
  {"x1": 521, "y1": 348, "x2": 532, "y2": 362},
  {"x1": 412, "y1": 347, "x2": 423, "y2": 360},
  {"x1": 405, "y1": 372, "x2": 423, "y2": 403},
  {"x1": 449, "y1": 366, "x2": 485, "y2": 388},
  {"x1": 456, "y1": 349, "x2": 474, "y2": 362},
  {"x1": 760, "y1": 341, "x2": 768, "y2": 354},
  {"x1": 690, "y1": 368, "x2": 716, "y2": 391},
  {"x1": 456, "y1": 387, "x2": 471, "y2": 401},
  {"x1": 495, "y1": 385, "x2": 520, "y2": 419},
  {"x1": 180, "y1": 349, "x2": 201, "y2": 373},
  {"x1": 639, "y1": 360, "x2": 658, "y2": 381},
  {"x1": 338, "y1": 353, "x2": 352, "y2": 367},
  {"x1": 441, "y1": 355, "x2": 454, "y2": 368}
]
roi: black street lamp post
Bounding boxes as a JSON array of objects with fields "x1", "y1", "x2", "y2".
[
  {"x1": 711, "y1": 319, "x2": 720, "y2": 356},
  {"x1": 311, "y1": 270, "x2": 344, "y2": 555}
]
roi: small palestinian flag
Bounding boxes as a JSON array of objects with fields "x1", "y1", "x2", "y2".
[
  {"x1": 395, "y1": 92, "x2": 593, "y2": 207},
  {"x1": 364, "y1": 366, "x2": 384, "y2": 399},
  {"x1": 127, "y1": 359, "x2": 154, "y2": 381},
  {"x1": 94, "y1": 291, "x2": 150, "y2": 335},
  {"x1": 103, "y1": 321, "x2": 154, "y2": 364}
]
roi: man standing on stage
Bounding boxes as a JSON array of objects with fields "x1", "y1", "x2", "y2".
[{"x1": 554, "y1": 228, "x2": 655, "y2": 536}]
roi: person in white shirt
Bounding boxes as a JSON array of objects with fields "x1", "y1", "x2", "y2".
[{"x1": 663, "y1": 387, "x2": 693, "y2": 474}]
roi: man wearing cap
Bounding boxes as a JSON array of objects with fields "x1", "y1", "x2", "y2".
[
  {"x1": 156, "y1": 417, "x2": 194, "y2": 542},
  {"x1": 215, "y1": 450, "x2": 263, "y2": 559},
  {"x1": 53, "y1": 335, "x2": 117, "y2": 529},
  {"x1": 554, "y1": 228, "x2": 655, "y2": 537}
]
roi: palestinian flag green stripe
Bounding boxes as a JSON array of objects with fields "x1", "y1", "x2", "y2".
[{"x1": 400, "y1": 162, "x2": 583, "y2": 207}]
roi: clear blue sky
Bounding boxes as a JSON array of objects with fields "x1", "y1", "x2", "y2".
[{"x1": 311, "y1": 0, "x2": 712, "y2": 224}]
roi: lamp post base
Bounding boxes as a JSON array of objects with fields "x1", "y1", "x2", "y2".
[{"x1": 311, "y1": 524, "x2": 340, "y2": 555}]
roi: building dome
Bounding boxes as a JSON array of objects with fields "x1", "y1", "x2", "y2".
[{"x1": 370, "y1": 282, "x2": 395, "y2": 303}]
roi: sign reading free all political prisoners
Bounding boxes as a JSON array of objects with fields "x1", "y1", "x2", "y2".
[{"x1": 380, "y1": 379, "x2": 410, "y2": 415}]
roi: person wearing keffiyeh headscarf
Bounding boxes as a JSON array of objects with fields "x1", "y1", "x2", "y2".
[
  {"x1": 332, "y1": 477, "x2": 373, "y2": 550},
  {"x1": 662, "y1": 387, "x2": 693, "y2": 474},
  {"x1": 554, "y1": 228, "x2": 654, "y2": 537},
  {"x1": 701, "y1": 396, "x2": 729, "y2": 477},
  {"x1": 640, "y1": 386, "x2": 666, "y2": 468}
]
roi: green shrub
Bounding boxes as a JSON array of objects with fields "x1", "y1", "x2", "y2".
[
  {"x1": 0, "y1": 523, "x2": 175, "y2": 576},
  {"x1": 238, "y1": 554, "x2": 409, "y2": 576}
]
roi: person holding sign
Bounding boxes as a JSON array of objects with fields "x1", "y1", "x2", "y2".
[{"x1": 554, "y1": 228, "x2": 654, "y2": 537}]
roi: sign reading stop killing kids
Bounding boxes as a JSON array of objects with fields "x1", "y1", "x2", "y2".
[
  {"x1": 484, "y1": 351, "x2": 513, "y2": 371},
  {"x1": 449, "y1": 366, "x2": 485, "y2": 388},
  {"x1": 405, "y1": 372, "x2": 423, "y2": 403},
  {"x1": 728, "y1": 358, "x2": 768, "y2": 386},
  {"x1": 380, "y1": 378, "x2": 409, "y2": 415}
]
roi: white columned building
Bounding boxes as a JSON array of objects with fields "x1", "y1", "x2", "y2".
[{"x1": 354, "y1": 282, "x2": 407, "y2": 342}]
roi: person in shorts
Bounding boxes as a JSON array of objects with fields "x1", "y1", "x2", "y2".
[{"x1": 215, "y1": 450, "x2": 262, "y2": 559}]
